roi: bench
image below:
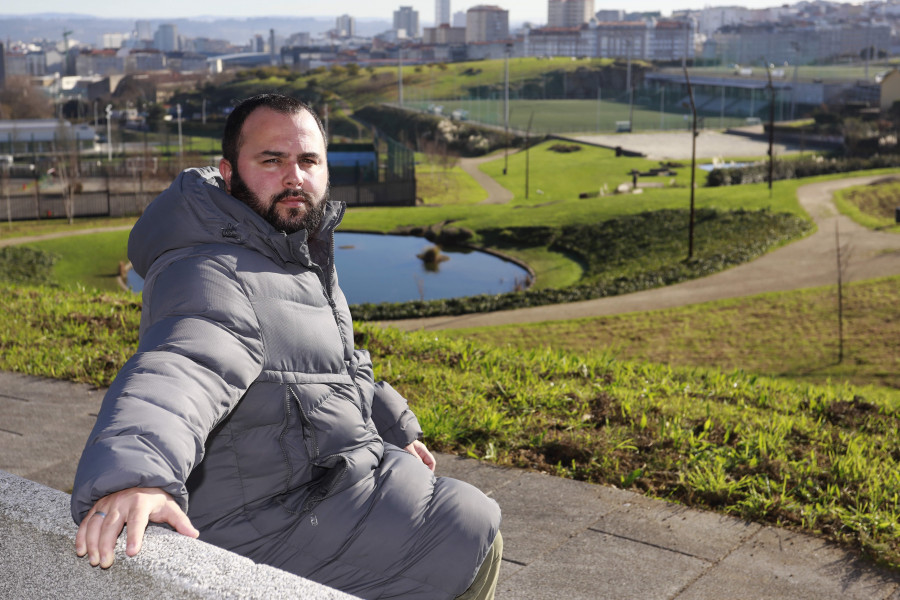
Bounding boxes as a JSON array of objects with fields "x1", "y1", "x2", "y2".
[{"x1": 0, "y1": 469, "x2": 358, "y2": 599}]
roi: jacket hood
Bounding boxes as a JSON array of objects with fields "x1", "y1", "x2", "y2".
[{"x1": 128, "y1": 166, "x2": 343, "y2": 277}]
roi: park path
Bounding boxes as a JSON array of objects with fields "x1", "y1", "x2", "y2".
[
  {"x1": 458, "y1": 154, "x2": 514, "y2": 205},
  {"x1": 383, "y1": 175, "x2": 900, "y2": 332},
  {"x1": 0, "y1": 225, "x2": 134, "y2": 248}
]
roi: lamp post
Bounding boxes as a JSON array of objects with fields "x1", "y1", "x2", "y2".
[
  {"x1": 176, "y1": 103, "x2": 184, "y2": 168},
  {"x1": 683, "y1": 65, "x2": 697, "y2": 260},
  {"x1": 503, "y1": 43, "x2": 511, "y2": 175},
  {"x1": 765, "y1": 62, "x2": 775, "y2": 197},
  {"x1": 105, "y1": 104, "x2": 112, "y2": 162},
  {"x1": 398, "y1": 48, "x2": 404, "y2": 107}
]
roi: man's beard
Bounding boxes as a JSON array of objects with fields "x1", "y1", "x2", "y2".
[{"x1": 229, "y1": 167, "x2": 328, "y2": 235}]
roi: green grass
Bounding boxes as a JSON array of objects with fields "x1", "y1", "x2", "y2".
[
  {"x1": 834, "y1": 177, "x2": 900, "y2": 233},
  {"x1": 415, "y1": 153, "x2": 488, "y2": 206},
  {"x1": 23, "y1": 231, "x2": 130, "y2": 292},
  {"x1": 407, "y1": 98, "x2": 750, "y2": 134},
  {"x1": 0, "y1": 216, "x2": 137, "y2": 241},
  {"x1": 444, "y1": 275, "x2": 900, "y2": 392},
  {"x1": 2, "y1": 278, "x2": 898, "y2": 569}
]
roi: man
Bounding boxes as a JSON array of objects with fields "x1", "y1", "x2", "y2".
[{"x1": 72, "y1": 94, "x2": 502, "y2": 600}]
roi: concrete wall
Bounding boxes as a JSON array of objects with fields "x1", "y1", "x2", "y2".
[{"x1": 0, "y1": 470, "x2": 358, "y2": 600}]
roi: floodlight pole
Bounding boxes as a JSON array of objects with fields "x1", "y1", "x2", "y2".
[
  {"x1": 398, "y1": 48, "x2": 404, "y2": 107},
  {"x1": 503, "y1": 43, "x2": 511, "y2": 175},
  {"x1": 525, "y1": 111, "x2": 534, "y2": 200},
  {"x1": 683, "y1": 65, "x2": 697, "y2": 260},
  {"x1": 765, "y1": 61, "x2": 775, "y2": 197},
  {"x1": 105, "y1": 104, "x2": 112, "y2": 162}
]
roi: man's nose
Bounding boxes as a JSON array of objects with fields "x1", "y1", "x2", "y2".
[{"x1": 283, "y1": 163, "x2": 304, "y2": 188}]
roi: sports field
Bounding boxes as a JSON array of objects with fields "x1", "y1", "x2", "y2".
[{"x1": 405, "y1": 97, "x2": 752, "y2": 135}]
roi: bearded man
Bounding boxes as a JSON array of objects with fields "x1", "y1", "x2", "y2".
[{"x1": 71, "y1": 94, "x2": 502, "y2": 600}]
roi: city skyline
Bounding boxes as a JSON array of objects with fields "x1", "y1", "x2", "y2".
[{"x1": 0, "y1": 0, "x2": 860, "y2": 25}]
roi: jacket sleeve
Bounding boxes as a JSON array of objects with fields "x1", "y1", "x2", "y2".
[
  {"x1": 71, "y1": 254, "x2": 264, "y2": 523},
  {"x1": 350, "y1": 348, "x2": 422, "y2": 448}
]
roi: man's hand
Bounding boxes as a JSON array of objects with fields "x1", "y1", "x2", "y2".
[
  {"x1": 75, "y1": 487, "x2": 199, "y2": 569},
  {"x1": 404, "y1": 440, "x2": 436, "y2": 472}
]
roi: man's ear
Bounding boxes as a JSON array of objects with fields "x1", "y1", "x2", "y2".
[{"x1": 219, "y1": 158, "x2": 232, "y2": 191}]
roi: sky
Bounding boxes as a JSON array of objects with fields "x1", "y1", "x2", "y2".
[{"x1": 1, "y1": 1, "x2": 841, "y2": 25}]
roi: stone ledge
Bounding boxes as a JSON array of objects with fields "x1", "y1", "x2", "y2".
[{"x1": 0, "y1": 470, "x2": 358, "y2": 599}]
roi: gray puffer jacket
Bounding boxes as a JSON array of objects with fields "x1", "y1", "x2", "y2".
[{"x1": 71, "y1": 167, "x2": 501, "y2": 599}]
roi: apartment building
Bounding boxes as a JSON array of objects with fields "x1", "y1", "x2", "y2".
[
  {"x1": 708, "y1": 21, "x2": 891, "y2": 66},
  {"x1": 336, "y1": 15, "x2": 356, "y2": 38},
  {"x1": 436, "y1": 0, "x2": 451, "y2": 26},
  {"x1": 423, "y1": 24, "x2": 466, "y2": 46},
  {"x1": 393, "y1": 6, "x2": 420, "y2": 39},
  {"x1": 547, "y1": 0, "x2": 594, "y2": 28},
  {"x1": 466, "y1": 5, "x2": 509, "y2": 43}
]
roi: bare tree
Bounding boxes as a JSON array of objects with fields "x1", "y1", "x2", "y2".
[
  {"x1": 834, "y1": 220, "x2": 853, "y2": 364},
  {"x1": 0, "y1": 76, "x2": 54, "y2": 119},
  {"x1": 52, "y1": 119, "x2": 82, "y2": 225}
]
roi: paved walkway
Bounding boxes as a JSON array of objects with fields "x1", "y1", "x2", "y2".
[
  {"x1": 457, "y1": 153, "x2": 514, "y2": 205},
  {"x1": 569, "y1": 125, "x2": 821, "y2": 161},
  {"x1": 1, "y1": 370, "x2": 899, "y2": 599},
  {"x1": 0, "y1": 225, "x2": 134, "y2": 248},
  {"x1": 384, "y1": 175, "x2": 900, "y2": 332}
]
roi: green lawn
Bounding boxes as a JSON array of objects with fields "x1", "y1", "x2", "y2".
[
  {"x1": 444, "y1": 275, "x2": 900, "y2": 391},
  {"x1": 2, "y1": 278, "x2": 898, "y2": 569},
  {"x1": 24, "y1": 231, "x2": 130, "y2": 291},
  {"x1": 834, "y1": 178, "x2": 900, "y2": 233}
]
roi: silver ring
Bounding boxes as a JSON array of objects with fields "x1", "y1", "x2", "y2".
[{"x1": 94, "y1": 511, "x2": 107, "y2": 518}]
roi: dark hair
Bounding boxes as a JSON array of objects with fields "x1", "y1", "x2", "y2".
[{"x1": 221, "y1": 94, "x2": 327, "y2": 166}]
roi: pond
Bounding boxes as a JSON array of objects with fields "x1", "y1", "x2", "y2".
[
  {"x1": 699, "y1": 160, "x2": 757, "y2": 172},
  {"x1": 127, "y1": 232, "x2": 531, "y2": 304}
]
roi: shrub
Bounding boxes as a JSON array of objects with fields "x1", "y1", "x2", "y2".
[
  {"x1": 0, "y1": 247, "x2": 58, "y2": 286},
  {"x1": 706, "y1": 155, "x2": 900, "y2": 187}
]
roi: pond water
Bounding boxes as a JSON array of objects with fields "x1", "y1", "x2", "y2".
[
  {"x1": 127, "y1": 232, "x2": 531, "y2": 304},
  {"x1": 699, "y1": 161, "x2": 757, "y2": 172}
]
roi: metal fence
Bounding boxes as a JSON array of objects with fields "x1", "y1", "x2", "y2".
[
  {"x1": 1, "y1": 191, "x2": 154, "y2": 221},
  {"x1": 1, "y1": 180, "x2": 416, "y2": 223}
]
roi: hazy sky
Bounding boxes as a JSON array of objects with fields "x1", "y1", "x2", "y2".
[{"x1": 2, "y1": 1, "x2": 836, "y2": 24}]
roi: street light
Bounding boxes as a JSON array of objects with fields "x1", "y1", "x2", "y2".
[
  {"x1": 176, "y1": 103, "x2": 184, "y2": 167},
  {"x1": 503, "y1": 43, "x2": 511, "y2": 175},
  {"x1": 105, "y1": 104, "x2": 112, "y2": 162},
  {"x1": 398, "y1": 48, "x2": 404, "y2": 107}
]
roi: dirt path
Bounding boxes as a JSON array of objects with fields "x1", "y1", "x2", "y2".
[
  {"x1": 457, "y1": 154, "x2": 514, "y2": 205},
  {"x1": 383, "y1": 176, "x2": 900, "y2": 332},
  {"x1": 0, "y1": 225, "x2": 134, "y2": 248}
]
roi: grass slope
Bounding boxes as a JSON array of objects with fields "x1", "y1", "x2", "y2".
[
  {"x1": 445, "y1": 275, "x2": 900, "y2": 391},
  {"x1": 1, "y1": 280, "x2": 897, "y2": 569}
]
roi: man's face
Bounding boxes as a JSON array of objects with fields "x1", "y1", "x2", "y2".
[{"x1": 220, "y1": 107, "x2": 329, "y2": 234}]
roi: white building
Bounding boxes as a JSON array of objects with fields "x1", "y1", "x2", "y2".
[
  {"x1": 436, "y1": 0, "x2": 451, "y2": 26},
  {"x1": 154, "y1": 24, "x2": 179, "y2": 53},
  {"x1": 548, "y1": 0, "x2": 595, "y2": 28},
  {"x1": 466, "y1": 5, "x2": 509, "y2": 44},
  {"x1": 393, "y1": 6, "x2": 420, "y2": 39},
  {"x1": 336, "y1": 15, "x2": 356, "y2": 38},
  {"x1": 0, "y1": 119, "x2": 97, "y2": 154}
]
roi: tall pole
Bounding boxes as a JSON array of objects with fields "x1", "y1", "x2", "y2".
[
  {"x1": 105, "y1": 104, "x2": 112, "y2": 162},
  {"x1": 503, "y1": 44, "x2": 510, "y2": 176},
  {"x1": 176, "y1": 103, "x2": 184, "y2": 170},
  {"x1": 765, "y1": 62, "x2": 775, "y2": 197},
  {"x1": 398, "y1": 48, "x2": 404, "y2": 107},
  {"x1": 660, "y1": 86, "x2": 665, "y2": 130},
  {"x1": 683, "y1": 65, "x2": 697, "y2": 260},
  {"x1": 525, "y1": 111, "x2": 534, "y2": 200},
  {"x1": 626, "y1": 40, "x2": 634, "y2": 132}
]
